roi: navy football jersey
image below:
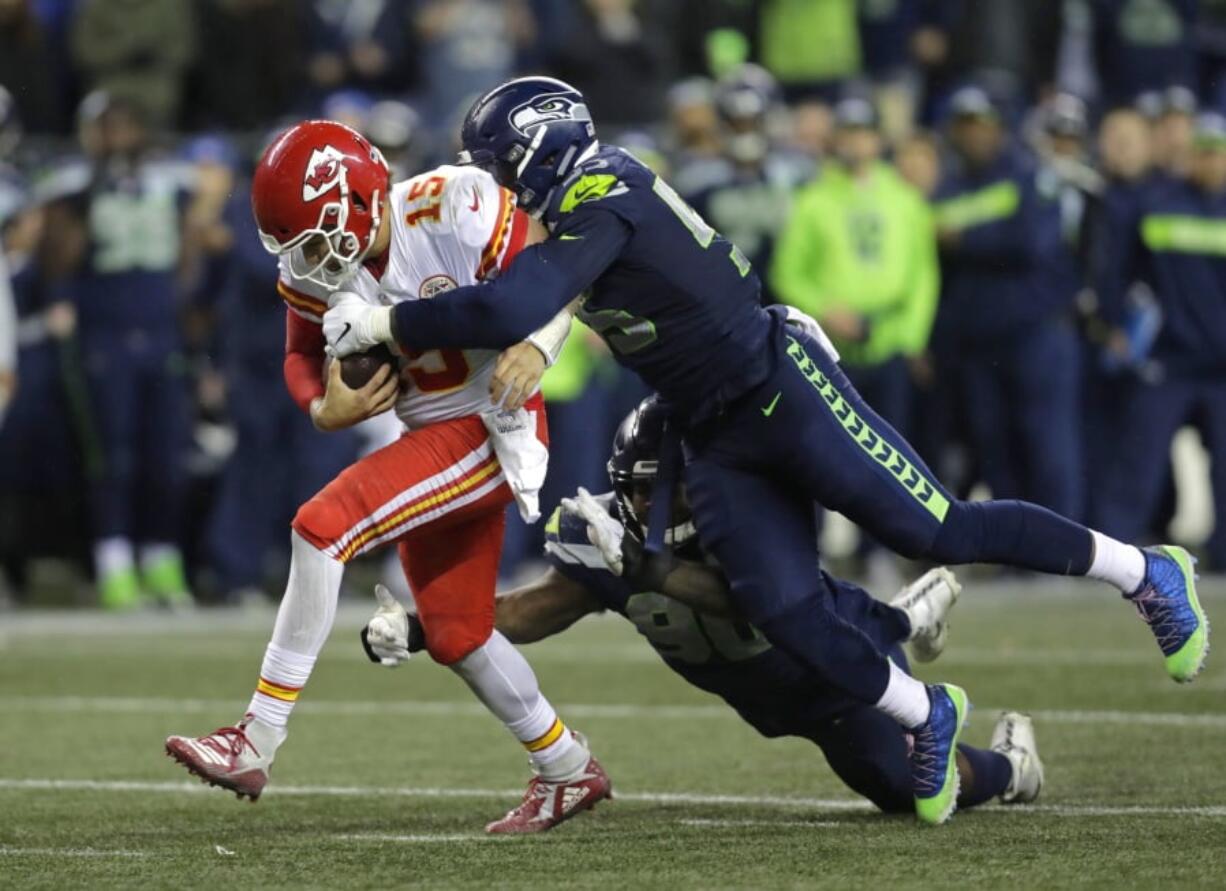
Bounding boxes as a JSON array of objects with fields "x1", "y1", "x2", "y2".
[
  {"x1": 543, "y1": 146, "x2": 774, "y2": 420},
  {"x1": 390, "y1": 145, "x2": 782, "y2": 424},
  {"x1": 543, "y1": 494, "x2": 908, "y2": 739}
]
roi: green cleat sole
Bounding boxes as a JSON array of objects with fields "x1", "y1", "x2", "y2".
[{"x1": 1155, "y1": 545, "x2": 1210, "y2": 683}]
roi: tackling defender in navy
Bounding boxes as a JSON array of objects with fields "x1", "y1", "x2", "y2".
[
  {"x1": 361, "y1": 398, "x2": 1043, "y2": 814},
  {"x1": 324, "y1": 77, "x2": 1208, "y2": 824}
]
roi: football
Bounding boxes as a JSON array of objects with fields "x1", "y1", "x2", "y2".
[{"x1": 339, "y1": 344, "x2": 396, "y2": 389}]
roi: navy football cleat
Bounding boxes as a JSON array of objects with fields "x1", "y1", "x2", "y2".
[
  {"x1": 910, "y1": 683, "x2": 969, "y2": 825},
  {"x1": 1127, "y1": 545, "x2": 1209, "y2": 683}
]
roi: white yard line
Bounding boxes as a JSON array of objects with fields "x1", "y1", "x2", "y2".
[
  {"x1": 0, "y1": 845, "x2": 148, "y2": 858},
  {"x1": 335, "y1": 833, "x2": 506, "y2": 843},
  {"x1": 679, "y1": 818, "x2": 845, "y2": 829},
  {"x1": 2, "y1": 695, "x2": 1224, "y2": 729},
  {"x1": 1, "y1": 778, "x2": 1224, "y2": 819}
]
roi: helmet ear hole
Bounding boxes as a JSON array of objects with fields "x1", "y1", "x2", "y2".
[{"x1": 352, "y1": 191, "x2": 368, "y2": 213}]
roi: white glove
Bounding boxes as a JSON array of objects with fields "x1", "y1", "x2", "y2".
[
  {"x1": 782, "y1": 305, "x2": 840, "y2": 363},
  {"x1": 561, "y1": 487, "x2": 626, "y2": 576},
  {"x1": 323, "y1": 291, "x2": 394, "y2": 358},
  {"x1": 362, "y1": 584, "x2": 411, "y2": 667}
]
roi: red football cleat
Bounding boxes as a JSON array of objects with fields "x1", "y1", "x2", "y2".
[
  {"x1": 165, "y1": 717, "x2": 272, "y2": 802},
  {"x1": 485, "y1": 757, "x2": 613, "y2": 834}
]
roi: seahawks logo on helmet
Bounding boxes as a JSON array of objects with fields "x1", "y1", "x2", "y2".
[{"x1": 508, "y1": 93, "x2": 592, "y2": 137}]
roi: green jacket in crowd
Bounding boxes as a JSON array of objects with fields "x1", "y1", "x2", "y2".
[{"x1": 771, "y1": 161, "x2": 939, "y2": 367}]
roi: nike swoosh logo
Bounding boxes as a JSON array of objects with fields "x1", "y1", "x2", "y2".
[
  {"x1": 339, "y1": 322, "x2": 352, "y2": 343},
  {"x1": 761, "y1": 391, "x2": 782, "y2": 417},
  {"x1": 559, "y1": 234, "x2": 584, "y2": 241},
  {"x1": 469, "y1": 185, "x2": 481, "y2": 212}
]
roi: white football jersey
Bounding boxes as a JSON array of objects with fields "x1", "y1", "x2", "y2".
[{"x1": 278, "y1": 164, "x2": 526, "y2": 429}]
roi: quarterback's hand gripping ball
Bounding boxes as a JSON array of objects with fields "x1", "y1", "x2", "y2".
[{"x1": 323, "y1": 291, "x2": 394, "y2": 359}]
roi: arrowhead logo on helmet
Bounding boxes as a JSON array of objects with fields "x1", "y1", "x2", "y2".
[
  {"x1": 302, "y1": 146, "x2": 348, "y2": 202},
  {"x1": 509, "y1": 93, "x2": 591, "y2": 138}
]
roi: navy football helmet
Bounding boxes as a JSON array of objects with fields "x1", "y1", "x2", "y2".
[
  {"x1": 607, "y1": 396, "x2": 696, "y2": 548},
  {"x1": 458, "y1": 76, "x2": 596, "y2": 214}
]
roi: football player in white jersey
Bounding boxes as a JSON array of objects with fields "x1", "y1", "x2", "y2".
[{"x1": 166, "y1": 121, "x2": 611, "y2": 834}]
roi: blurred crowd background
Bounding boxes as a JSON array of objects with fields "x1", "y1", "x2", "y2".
[{"x1": 3, "y1": 0, "x2": 1226, "y2": 609}]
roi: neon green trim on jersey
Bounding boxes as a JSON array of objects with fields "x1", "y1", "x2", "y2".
[
  {"x1": 545, "y1": 506, "x2": 562, "y2": 539},
  {"x1": 1141, "y1": 215, "x2": 1226, "y2": 255},
  {"x1": 560, "y1": 174, "x2": 620, "y2": 213},
  {"x1": 785, "y1": 337, "x2": 950, "y2": 521},
  {"x1": 933, "y1": 181, "x2": 1019, "y2": 231}
]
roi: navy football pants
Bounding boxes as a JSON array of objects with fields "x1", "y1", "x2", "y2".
[
  {"x1": 685, "y1": 325, "x2": 1094, "y2": 703},
  {"x1": 82, "y1": 332, "x2": 190, "y2": 544}
]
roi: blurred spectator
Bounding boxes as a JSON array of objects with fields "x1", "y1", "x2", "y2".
[
  {"x1": 916, "y1": 0, "x2": 1063, "y2": 118},
  {"x1": 664, "y1": 77, "x2": 725, "y2": 195},
  {"x1": 1064, "y1": 0, "x2": 1197, "y2": 108},
  {"x1": 415, "y1": 0, "x2": 533, "y2": 130},
  {"x1": 895, "y1": 129, "x2": 941, "y2": 197},
  {"x1": 1032, "y1": 93, "x2": 1103, "y2": 299},
  {"x1": 857, "y1": 0, "x2": 922, "y2": 139},
  {"x1": 0, "y1": 216, "x2": 14, "y2": 425},
  {"x1": 930, "y1": 86, "x2": 1083, "y2": 518},
  {"x1": 188, "y1": 0, "x2": 309, "y2": 131},
  {"x1": 201, "y1": 163, "x2": 359, "y2": 604},
  {"x1": 1082, "y1": 106, "x2": 1159, "y2": 521},
  {"x1": 685, "y1": 65, "x2": 813, "y2": 303},
  {"x1": 786, "y1": 98, "x2": 833, "y2": 163},
  {"x1": 755, "y1": 0, "x2": 860, "y2": 101},
  {"x1": 1094, "y1": 113, "x2": 1226, "y2": 567},
  {"x1": 366, "y1": 98, "x2": 429, "y2": 179},
  {"x1": 0, "y1": 0, "x2": 71, "y2": 135},
  {"x1": 1142, "y1": 85, "x2": 1198, "y2": 179},
  {"x1": 548, "y1": 0, "x2": 672, "y2": 129},
  {"x1": 773, "y1": 97, "x2": 937, "y2": 443},
  {"x1": 70, "y1": 0, "x2": 196, "y2": 131},
  {"x1": 0, "y1": 140, "x2": 88, "y2": 601},
  {"x1": 307, "y1": 0, "x2": 415, "y2": 99},
  {"x1": 42, "y1": 95, "x2": 195, "y2": 608}
]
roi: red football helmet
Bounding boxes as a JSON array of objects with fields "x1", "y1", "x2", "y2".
[{"x1": 252, "y1": 120, "x2": 390, "y2": 289}]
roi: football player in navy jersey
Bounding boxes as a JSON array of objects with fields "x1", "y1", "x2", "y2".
[
  {"x1": 325, "y1": 76, "x2": 1208, "y2": 824},
  {"x1": 362, "y1": 398, "x2": 1044, "y2": 815}
]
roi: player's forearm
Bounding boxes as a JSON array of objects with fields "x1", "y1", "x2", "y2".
[
  {"x1": 390, "y1": 275, "x2": 570, "y2": 353},
  {"x1": 660, "y1": 559, "x2": 739, "y2": 618},
  {"x1": 283, "y1": 309, "x2": 326, "y2": 414},
  {"x1": 524, "y1": 297, "x2": 580, "y2": 366},
  {"x1": 494, "y1": 571, "x2": 602, "y2": 643}
]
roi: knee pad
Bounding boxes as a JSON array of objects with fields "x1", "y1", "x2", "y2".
[
  {"x1": 424, "y1": 618, "x2": 493, "y2": 666},
  {"x1": 291, "y1": 494, "x2": 351, "y2": 559}
]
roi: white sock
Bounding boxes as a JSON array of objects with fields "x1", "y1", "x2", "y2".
[
  {"x1": 244, "y1": 531, "x2": 344, "y2": 748},
  {"x1": 451, "y1": 631, "x2": 589, "y2": 781},
  {"x1": 1086, "y1": 530, "x2": 1147, "y2": 594},
  {"x1": 94, "y1": 537, "x2": 134, "y2": 578},
  {"x1": 876, "y1": 659, "x2": 931, "y2": 729},
  {"x1": 247, "y1": 644, "x2": 316, "y2": 731}
]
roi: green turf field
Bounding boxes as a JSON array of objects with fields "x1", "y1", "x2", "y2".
[{"x1": 1, "y1": 580, "x2": 1224, "y2": 889}]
